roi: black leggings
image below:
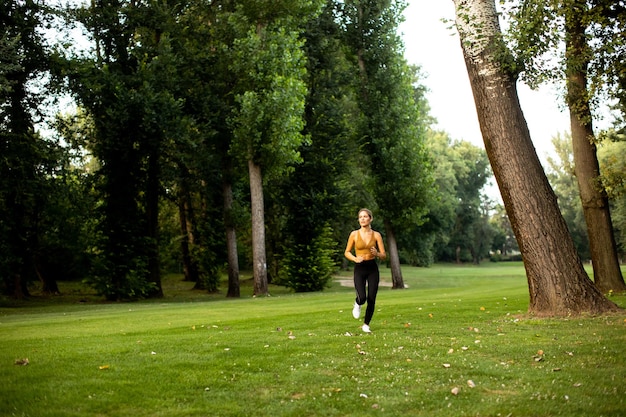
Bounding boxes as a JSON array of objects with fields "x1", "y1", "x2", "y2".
[{"x1": 353, "y1": 260, "x2": 380, "y2": 325}]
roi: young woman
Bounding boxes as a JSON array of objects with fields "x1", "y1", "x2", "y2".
[{"x1": 343, "y1": 208, "x2": 386, "y2": 333}]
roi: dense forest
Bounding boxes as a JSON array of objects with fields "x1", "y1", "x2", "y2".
[{"x1": 1, "y1": 0, "x2": 624, "y2": 302}]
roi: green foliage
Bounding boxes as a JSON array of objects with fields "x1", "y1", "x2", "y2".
[
  {"x1": 545, "y1": 132, "x2": 591, "y2": 259},
  {"x1": 0, "y1": 0, "x2": 60, "y2": 296},
  {"x1": 597, "y1": 138, "x2": 626, "y2": 258},
  {"x1": 340, "y1": 0, "x2": 435, "y2": 283},
  {"x1": 1, "y1": 0, "x2": 508, "y2": 302},
  {"x1": 503, "y1": 0, "x2": 626, "y2": 121},
  {"x1": 275, "y1": 1, "x2": 361, "y2": 291},
  {"x1": 424, "y1": 132, "x2": 494, "y2": 263},
  {"x1": 85, "y1": 249, "x2": 157, "y2": 301},
  {"x1": 228, "y1": 21, "x2": 309, "y2": 177},
  {"x1": 280, "y1": 224, "x2": 337, "y2": 292},
  {"x1": 502, "y1": 0, "x2": 564, "y2": 87}
]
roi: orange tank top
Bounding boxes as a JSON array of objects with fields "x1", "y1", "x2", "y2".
[{"x1": 355, "y1": 230, "x2": 376, "y2": 258}]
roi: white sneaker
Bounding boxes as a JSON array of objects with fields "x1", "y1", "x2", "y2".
[
  {"x1": 352, "y1": 302, "x2": 361, "y2": 319},
  {"x1": 362, "y1": 324, "x2": 372, "y2": 333}
]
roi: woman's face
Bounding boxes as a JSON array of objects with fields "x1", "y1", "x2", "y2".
[{"x1": 358, "y1": 211, "x2": 372, "y2": 227}]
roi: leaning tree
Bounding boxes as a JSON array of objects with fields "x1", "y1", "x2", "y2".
[{"x1": 452, "y1": 0, "x2": 619, "y2": 315}]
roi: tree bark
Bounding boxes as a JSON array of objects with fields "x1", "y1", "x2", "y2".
[
  {"x1": 565, "y1": 4, "x2": 626, "y2": 293},
  {"x1": 384, "y1": 221, "x2": 405, "y2": 289},
  {"x1": 248, "y1": 159, "x2": 268, "y2": 296},
  {"x1": 177, "y1": 182, "x2": 200, "y2": 284},
  {"x1": 453, "y1": 0, "x2": 619, "y2": 316},
  {"x1": 223, "y1": 179, "x2": 240, "y2": 298}
]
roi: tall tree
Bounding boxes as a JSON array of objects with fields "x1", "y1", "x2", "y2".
[
  {"x1": 0, "y1": 0, "x2": 54, "y2": 298},
  {"x1": 342, "y1": 0, "x2": 433, "y2": 289},
  {"x1": 564, "y1": 0, "x2": 625, "y2": 293},
  {"x1": 171, "y1": 0, "x2": 236, "y2": 294},
  {"x1": 228, "y1": 1, "x2": 321, "y2": 295},
  {"x1": 452, "y1": 0, "x2": 619, "y2": 315},
  {"x1": 504, "y1": 0, "x2": 625, "y2": 293},
  {"x1": 279, "y1": 1, "x2": 358, "y2": 292},
  {"x1": 64, "y1": 0, "x2": 191, "y2": 299}
]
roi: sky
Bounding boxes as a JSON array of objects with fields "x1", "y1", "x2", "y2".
[{"x1": 398, "y1": 1, "x2": 572, "y2": 167}]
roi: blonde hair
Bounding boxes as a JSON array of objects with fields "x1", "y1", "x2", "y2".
[{"x1": 358, "y1": 208, "x2": 373, "y2": 220}]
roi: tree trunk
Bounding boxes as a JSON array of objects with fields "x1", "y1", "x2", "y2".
[
  {"x1": 453, "y1": 0, "x2": 619, "y2": 316},
  {"x1": 565, "y1": 5, "x2": 626, "y2": 294},
  {"x1": 223, "y1": 179, "x2": 240, "y2": 298},
  {"x1": 177, "y1": 183, "x2": 200, "y2": 284},
  {"x1": 248, "y1": 159, "x2": 268, "y2": 296},
  {"x1": 384, "y1": 221, "x2": 405, "y2": 289}
]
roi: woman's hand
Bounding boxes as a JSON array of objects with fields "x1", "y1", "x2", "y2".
[
  {"x1": 355, "y1": 255, "x2": 364, "y2": 263},
  {"x1": 370, "y1": 247, "x2": 378, "y2": 258}
]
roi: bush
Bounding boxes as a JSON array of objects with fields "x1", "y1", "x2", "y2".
[{"x1": 280, "y1": 225, "x2": 337, "y2": 292}]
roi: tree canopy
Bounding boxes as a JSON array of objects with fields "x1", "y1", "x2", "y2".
[{"x1": 2, "y1": 0, "x2": 623, "y2": 313}]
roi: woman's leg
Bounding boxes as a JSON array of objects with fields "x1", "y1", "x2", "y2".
[
  {"x1": 353, "y1": 263, "x2": 367, "y2": 306},
  {"x1": 363, "y1": 263, "x2": 380, "y2": 325}
]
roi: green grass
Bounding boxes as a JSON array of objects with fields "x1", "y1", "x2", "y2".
[{"x1": 1, "y1": 263, "x2": 625, "y2": 416}]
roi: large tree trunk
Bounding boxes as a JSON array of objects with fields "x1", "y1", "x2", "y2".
[
  {"x1": 223, "y1": 179, "x2": 240, "y2": 298},
  {"x1": 565, "y1": 5, "x2": 626, "y2": 294},
  {"x1": 453, "y1": 0, "x2": 619, "y2": 316},
  {"x1": 248, "y1": 159, "x2": 268, "y2": 296},
  {"x1": 384, "y1": 221, "x2": 405, "y2": 289}
]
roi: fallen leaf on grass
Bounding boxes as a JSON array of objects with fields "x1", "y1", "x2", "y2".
[
  {"x1": 14, "y1": 358, "x2": 29, "y2": 366},
  {"x1": 467, "y1": 380, "x2": 476, "y2": 388},
  {"x1": 443, "y1": 363, "x2": 451, "y2": 368},
  {"x1": 451, "y1": 387, "x2": 460, "y2": 395},
  {"x1": 98, "y1": 365, "x2": 109, "y2": 370}
]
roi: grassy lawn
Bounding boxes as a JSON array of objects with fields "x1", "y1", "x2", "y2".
[{"x1": 1, "y1": 263, "x2": 625, "y2": 416}]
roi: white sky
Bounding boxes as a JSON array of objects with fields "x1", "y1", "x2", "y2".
[{"x1": 399, "y1": 1, "x2": 571, "y2": 165}]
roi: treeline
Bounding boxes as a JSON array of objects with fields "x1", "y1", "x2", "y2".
[{"x1": 9, "y1": 0, "x2": 606, "y2": 302}]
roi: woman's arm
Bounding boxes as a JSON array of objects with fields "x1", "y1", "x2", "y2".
[
  {"x1": 344, "y1": 231, "x2": 363, "y2": 263},
  {"x1": 374, "y1": 232, "x2": 386, "y2": 261}
]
